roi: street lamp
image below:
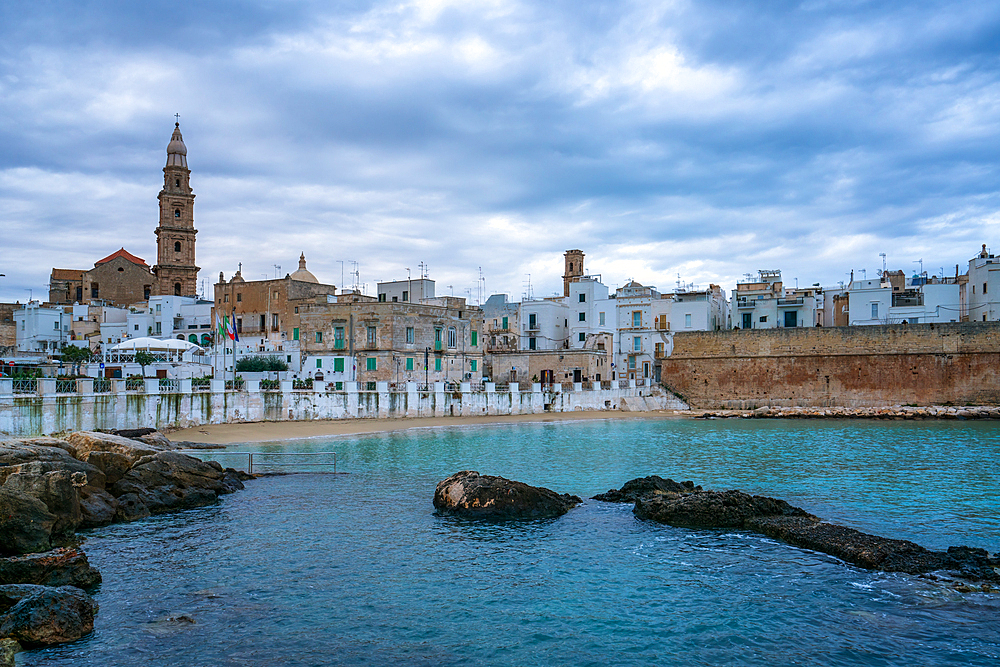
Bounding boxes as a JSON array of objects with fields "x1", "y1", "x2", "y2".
[{"x1": 424, "y1": 346, "x2": 430, "y2": 388}]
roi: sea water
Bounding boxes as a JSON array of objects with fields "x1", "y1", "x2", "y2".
[{"x1": 19, "y1": 418, "x2": 1000, "y2": 666}]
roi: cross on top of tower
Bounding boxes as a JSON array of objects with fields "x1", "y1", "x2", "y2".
[{"x1": 174, "y1": 113, "x2": 180, "y2": 126}]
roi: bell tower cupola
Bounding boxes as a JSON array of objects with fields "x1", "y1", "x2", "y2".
[{"x1": 153, "y1": 118, "x2": 199, "y2": 298}]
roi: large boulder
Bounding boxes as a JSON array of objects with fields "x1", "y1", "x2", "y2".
[
  {"x1": 63, "y1": 431, "x2": 171, "y2": 468},
  {"x1": 592, "y1": 475, "x2": 700, "y2": 503},
  {"x1": 113, "y1": 493, "x2": 150, "y2": 522},
  {"x1": 0, "y1": 488, "x2": 55, "y2": 556},
  {"x1": 0, "y1": 442, "x2": 104, "y2": 489},
  {"x1": 2, "y1": 467, "x2": 84, "y2": 543},
  {"x1": 77, "y1": 486, "x2": 118, "y2": 529},
  {"x1": 109, "y1": 452, "x2": 233, "y2": 514},
  {"x1": 0, "y1": 549, "x2": 101, "y2": 590},
  {"x1": 0, "y1": 584, "x2": 97, "y2": 646},
  {"x1": 433, "y1": 471, "x2": 582, "y2": 519},
  {"x1": 634, "y1": 489, "x2": 816, "y2": 528}
]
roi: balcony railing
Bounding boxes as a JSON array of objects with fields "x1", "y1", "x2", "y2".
[
  {"x1": 777, "y1": 297, "x2": 804, "y2": 306},
  {"x1": 736, "y1": 299, "x2": 757, "y2": 308}
]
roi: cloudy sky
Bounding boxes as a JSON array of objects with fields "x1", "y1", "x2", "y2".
[{"x1": 2, "y1": 0, "x2": 999, "y2": 304}]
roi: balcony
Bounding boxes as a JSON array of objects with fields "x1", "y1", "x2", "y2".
[
  {"x1": 736, "y1": 299, "x2": 757, "y2": 309},
  {"x1": 892, "y1": 293, "x2": 924, "y2": 307},
  {"x1": 777, "y1": 297, "x2": 804, "y2": 307}
]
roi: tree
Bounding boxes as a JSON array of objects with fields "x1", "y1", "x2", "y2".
[
  {"x1": 134, "y1": 351, "x2": 156, "y2": 377},
  {"x1": 61, "y1": 345, "x2": 92, "y2": 375}
]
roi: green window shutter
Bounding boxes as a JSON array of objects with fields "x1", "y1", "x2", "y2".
[
  {"x1": 435, "y1": 358, "x2": 441, "y2": 371},
  {"x1": 293, "y1": 328, "x2": 299, "y2": 341},
  {"x1": 471, "y1": 360, "x2": 477, "y2": 371},
  {"x1": 367, "y1": 357, "x2": 377, "y2": 371},
  {"x1": 406, "y1": 357, "x2": 414, "y2": 370},
  {"x1": 316, "y1": 359, "x2": 322, "y2": 368},
  {"x1": 334, "y1": 358, "x2": 344, "y2": 372},
  {"x1": 471, "y1": 331, "x2": 478, "y2": 346},
  {"x1": 502, "y1": 316, "x2": 508, "y2": 329},
  {"x1": 315, "y1": 331, "x2": 322, "y2": 343}
]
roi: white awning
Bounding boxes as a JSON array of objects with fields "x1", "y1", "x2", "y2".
[{"x1": 110, "y1": 337, "x2": 204, "y2": 353}]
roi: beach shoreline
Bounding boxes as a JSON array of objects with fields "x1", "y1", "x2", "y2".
[{"x1": 166, "y1": 410, "x2": 689, "y2": 444}]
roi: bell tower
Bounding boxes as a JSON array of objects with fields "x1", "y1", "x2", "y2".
[
  {"x1": 563, "y1": 249, "x2": 585, "y2": 297},
  {"x1": 152, "y1": 120, "x2": 199, "y2": 297}
]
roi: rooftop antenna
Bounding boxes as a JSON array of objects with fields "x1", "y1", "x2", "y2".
[
  {"x1": 418, "y1": 261, "x2": 428, "y2": 279},
  {"x1": 273, "y1": 264, "x2": 281, "y2": 279},
  {"x1": 350, "y1": 261, "x2": 360, "y2": 291},
  {"x1": 878, "y1": 252, "x2": 886, "y2": 278},
  {"x1": 913, "y1": 258, "x2": 925, "y2": 277},
  {"x1": 523, "y1": 274, "x2": 533, "y2": 301},
  {"x1": 861, "y1": 269, "x2": 866, "y2": 280},
  {"x1": 447, "y1": 285, "x2": 454, "y2": 296}
]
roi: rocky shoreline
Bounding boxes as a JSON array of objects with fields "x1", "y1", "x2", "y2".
[
  {"x1": 435, "y1": 472, "x2": 1000, "y2": 589},
  {"x1": 0, "y1": 429, "x2": 250, "y2": 662},
  {"x1": 694, "y1": 404, "x2": 1000, "y2": 420}
]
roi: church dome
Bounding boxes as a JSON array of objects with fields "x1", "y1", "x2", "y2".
[
  {"x1": 290, "y1": 252, "x2": 318, "y2": 283},
  {"x1": 166, "y1": 121, "x2": 188, "y2": 169}
]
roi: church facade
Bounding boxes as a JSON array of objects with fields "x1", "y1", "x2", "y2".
[{"x1": 48, "y1": 122, "x2": 200, "y2": 308}]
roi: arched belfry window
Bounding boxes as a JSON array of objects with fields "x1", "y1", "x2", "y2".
[
  {"x1": 174, "y1": 241, "x2": 181, "y2": 252},
  {"x1": 569, "y1": 263, "x2": 573, "y2": 271},
  {"x1": 175, "y1": 179, "x2": 180, "y2": 187},
  {"x1": 174, "y1": 283, "x2": 181, "y2": 296},
  {"x1": 174, "y1": 209, "x2": 181, "y2": 218}
]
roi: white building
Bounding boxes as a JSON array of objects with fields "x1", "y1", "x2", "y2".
[
  {"x1": 520, "y1": 298, "x2": 570, "y2": 351},
  {"x1": 665, "y1": 285, "x2": 729, "y2": 332},
  {"x1": 614, "y1": 281, "x2": 671, "y2": 381},
  {"x1": 567, "y1": 277, "x2": 617, "y2": 350},
  {"x1": 734, "y1": 270, "x2": 818, "y2": 329},
  {"x1": 847, "y1": 274, "x2": 962, "y2": 325},
  {"x1": 14, "y1": 302, "x2": 69, "y2": 354},
  {"x1": 966, "y1": 244, "x2": 1000, "y2": 322},
  {"x1": 377, "y1": 278, "x2": 434, "y2": 303}
]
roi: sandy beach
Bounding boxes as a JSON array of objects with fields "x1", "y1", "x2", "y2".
[{"x1": 167, "y1": 410, "x2": 689, "y2": 445}]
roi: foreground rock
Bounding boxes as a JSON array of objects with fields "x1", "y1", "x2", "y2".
[
  {"x1": 0, "y1": 549, "x2": 101, "y2": 591},
  {"x1": 110, "y1": 451, "x2": 245, "y2": 515},
  {"x1": 592, "y1": 475, "x2": 700, "y2": 503},
  {"x1": 0, "y1": 584, "x2": 97, "y2": 646},
  {"x1": 629, "y1": 485, "x2": 1000, "y2": 582},
  {"x1": 434, "y1": 471, "x2": 582, "y2": 519}
]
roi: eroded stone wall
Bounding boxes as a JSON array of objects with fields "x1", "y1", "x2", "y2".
[{"x1": 660, "y1": 323, "x2": 1000, "y2": 409}]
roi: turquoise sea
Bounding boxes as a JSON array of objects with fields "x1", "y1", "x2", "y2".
[{"x1": 19, "y1": 418, "x2": 1000, "y2": 666}]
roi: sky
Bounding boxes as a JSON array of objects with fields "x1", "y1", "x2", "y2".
[{"x1": 2, "y1": 0, "x2": 999, "y2": 304}]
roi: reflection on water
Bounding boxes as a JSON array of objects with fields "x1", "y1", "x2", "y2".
[{"x1": 20, "y1": 418, "x2": 1000, "y2": 666}]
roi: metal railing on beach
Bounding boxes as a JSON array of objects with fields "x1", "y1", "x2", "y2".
[{"x1": 179, "y1": 450, "x2": 338, "y2": 475}]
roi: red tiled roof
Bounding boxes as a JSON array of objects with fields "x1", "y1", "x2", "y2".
[
  {"x1": 95, "y1": 248, "x2": 148, "y2": 267},
  {"x1": 50, "y1": 269, "x2": 85, "y2": 281}
]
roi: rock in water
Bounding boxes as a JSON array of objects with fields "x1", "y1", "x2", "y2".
[
  {"x1": 2, "y1": 468, "x2": 83, "y2": 544},
  {"x1": 634, "y1": 490, "x2": 816, "y2": 528},
  {"x1": 592, "y1": 475, "x2": 700, "y2": 502},
  {"x1": 0, "y1": 584, "x2": 97, "y2": 646},
  {"x1": 433, "y1": 470, "x2": 582, "y2": 519},
  {"x1": 0, "y1": 488, "x2": 56, "y2": 556},
  {"x1": 109, "y1": 452, "x2": 233, "y2": 514},
  {"x1": 0, "y1": 549, "x2": 101, "y2": 591}
]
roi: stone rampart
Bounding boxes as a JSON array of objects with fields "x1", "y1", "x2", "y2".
[{"x1": 660, "y1": 323, "x2": 1000, "y2": 409}]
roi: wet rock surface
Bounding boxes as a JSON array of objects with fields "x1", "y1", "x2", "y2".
[
  {"x1": 694, "y1": 405, "x2": 1000, "y2": 420},
  {"x1": 625, "y1": 480, "x2": 1000, "y2": 582},
  {"x1": 110, "y1": 451, "x2": 240, "y2": 514},
  {"x1": 434, "y1": 470, "x2": 582, "y2": 519},
  {"x1": 0, "y1": 549, "x2": 101, "y2": 591},
  {"x1": 592, "y1": 475, "x2": 700, "y2": 503},
  {"x1": 0, "y1": 584, "x2": 98, "y2": 646}
]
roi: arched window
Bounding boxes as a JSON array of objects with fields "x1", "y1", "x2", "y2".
[
  {"x1": 174, "y1": 209, "x2": 180, "y2": 218},
  {"x1": 448, "y1": 326, "x2": 457, "y2": 348},
  {"x1": 174, "y1": 283, "x2": 181, "y2": 296},
  {"x1": 201, "y1": 334, "x2": 211, "y2": 346},
  {"x1": 174, "y1": 241, "x2": 181, "y2": 252},
  {"x1": 177, "y1": 334, "x2": 185, "y2": 340},
  {"x1": 569, "y1": 262, "x2": 573, "y2": 271},
  {"x1": 189, "y1": 334, "x2": 198, "y2": 344},
  {"x1": 175, "y1": 178, "x2": 180, "y2": 187}
]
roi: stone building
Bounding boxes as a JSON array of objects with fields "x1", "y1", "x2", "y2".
[
  {"x1": 297, "y1": 298, "x2": 484, "y2": 386},
  {"x1": 0, "y1": 303, "x2": 16, "y2": 357},
  {"x1": 48, "y1": 121, "x2": 200, "y2": 307}
]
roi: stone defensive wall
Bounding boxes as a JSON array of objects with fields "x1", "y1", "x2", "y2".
[
  {"x1": 0, "y1": 379, "x2": 685, "y2": 437},
  {"x1": 659, "y1": 322, "x2": 1000, "y2": 409}
]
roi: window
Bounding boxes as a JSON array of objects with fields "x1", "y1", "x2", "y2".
[
  {"x1": 293, "y1": 327, "x2": 299, "y2": 341},
  {"x1": 315, "y1": 331, "x2": 323, "y2": 343},
  {"x1": 685, "y1": 313, "x2": 692, "y2": 328},
  {"x1": 529, "y1": 337, "x2": 536, "y2": 350},
  {"x1": 406, "y1": 327, "x2": 414, "y2": 344},
  {"x1": 502, "y1": 316, "x2": 508, "y2": 330},
  {"x1": 628, "y1": 355, "x2": 636, "y2": 370},
  {"x1": 435, "y1": 328, "x2": 442, "y2": 343},
  {"x1": 871, "y1": 303, "x2": 879, "y2": 319},
  {"x1": 633, "y1": 336, "x2": 641, "y2": 352},
  {"x1": 331, "y1": 358, "x2": 343, "y2": 372},
  {"x1": 236, "y1": 318, "x2": 242, "y2": 333},
  {"x1": 434, "y1": 358, "x2": 442, "y2": 371},
  {"x1": 402, "y1": 290, "x2": 409, "y2": 302},
  {"x1": 579, "y1": 312, "x2": 586, "y2": 322},
  {"x1": 367, "y1": 357, "x2": 377, "y2": 371},
  {"x1": 528, "y1": 313, "x2": 537, "y2": 329},
  {"x1": 91, "y1": 284, "x2": 99, "y2": 299},
  {"x1": 448, "y1": 327, "x2": 456, "y2": 347},
  {"x1": 175, "y1": 178, "x2": 180, "y2": 187},
  {"x1": 174, "y1": 209, "x2": 180, "y2": 218},
  {"x1": 224, "y1": 294, "x2": 229, "y2": 303},
  {"x1": 406, "y1": 357, "x2": 414, "y2": 371},
  {"x1": 378, "y1": 294, "x2": 386, "y2": 302},
  {"x1": 294, "y1": 306, "x2": 299, "y2": 314},
  {"x1": 579, "y1": 293, "x2": 586, "y2": 302},
  {"x1": 655, "y1": 342, "x2": 664, "y2": 356},
  {"x1": 174, "y1": 241, "x2": 181, "y2": 252},
  {"x1": 53, "y1": 321, "x2": 59, "y2": 330},
  {"x1": 316, "y1": 359, "x2": 322, "y2": 368},
  {"x1": 579, "y1": 332, "x2": 586, "y2": 342},
  {"x1": 471, "y1": 360, "x2": 478, "y2": 371},
  {"x1": 134, "y1": 324, "x2": 139, "y2": 331},
  {"x1": 984, "y1": 283, "x2": 988, "y2": 294},
  {"x1": 260, "y1": 314, "x2": 265, "y2": 330},
  {"x1": 272, "y1": 313, "x2": 279, "y2": 329},
  {"x1": 759, "y1": 316, "x2": 768, "y2": 323},
  {"x1": 155, "y1": 322, "x2": 161, "y2": 334},
  {"x1": 632, "y1": 311, "x2": 641, "y2": 328},
  {"x1": 334, "y1": 326, "x2": 344, "y2": 343},
  {"x1": 236, "y1": 294, "x2": 242, "y2": 302},
  {"x1": 367, "y1": 326, "x2": 377, "y2": 346},
  {"x1": 156, "y1": 304, "x2": 161, "y2": 312},
  {"x1": 471, "y1": 331, "x2": 478, "y2": 346},
  {"x1": 599, "y1": 312, "x2": 605, "y2": 326}
]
